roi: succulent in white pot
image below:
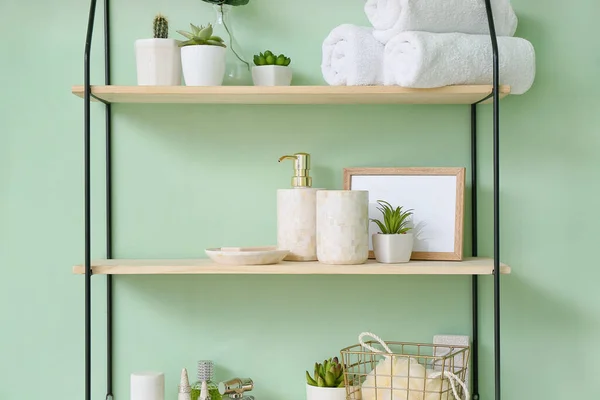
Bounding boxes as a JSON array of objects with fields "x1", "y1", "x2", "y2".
[
  {"x1": 177, "y1": 23, "x2": 227, "y2": 86},
  {"x1": 252, "y1": 50, "x2": 293, "y2": 86},
  {"x1": 371, "y1": 200, "x2": 414, "y2": 264},
  {"x1": 135, "y1": 14, "x2": 182, "y2": 86},
  {"x1": 306, "y1": 357, "x2": 347, "y2": 400}
]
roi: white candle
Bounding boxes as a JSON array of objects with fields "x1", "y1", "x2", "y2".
[{"x1": 130, "y1": 371, "x2": 165, "y2": 400}]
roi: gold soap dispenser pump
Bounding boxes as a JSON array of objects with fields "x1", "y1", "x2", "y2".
[
  {"x1": 278, "y1": 152, "x2": 312, "y2": 188},
  {"x1": 277, "y1": 152, "x2": 319, "y2": 261}
]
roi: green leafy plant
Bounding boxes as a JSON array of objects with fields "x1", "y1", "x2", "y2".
[
  {"x1": 153, "y1": 14, "x2": 169, "y2": 39},
  {"x1": 202, "y1": 0, "x2": 250, "y2": 5},
  {"x1": 176, "y1": 24, "x2": 226, "y2": 47},
  {"x1": 253, "y1": 50, "x2": 291, "y2": 67},
  {"x1": 306, "y1": 357, "x2": 345, "y2": 388},
  {"x1": 370, "y1": 200, "x2": 413, "y2": 234}
]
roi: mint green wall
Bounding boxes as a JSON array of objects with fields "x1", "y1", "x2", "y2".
[{"x1": 1, "y1": 0, "x2": 598, "y2": 399}]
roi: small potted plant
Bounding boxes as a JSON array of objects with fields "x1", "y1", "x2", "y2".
[
  {"x1": 177, "y1": 23, "x2": 227, "y2": 86},
  {"x1": 135, "y1": 14, "x2": 182, "y2": 86},
  {"x1": 305, "y1": 357, "x2": 346, "y2": 400},
  {"x1": 252, "y1": 50, "x2": 292, "y2": 86},
  {"x1": 371, "y1": 200, "x2": 414, "y2": 263}
]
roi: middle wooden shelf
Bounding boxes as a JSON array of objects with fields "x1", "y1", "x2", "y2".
[{"x1": 72, "y1": 257, "x2": 510, "y2": 275}]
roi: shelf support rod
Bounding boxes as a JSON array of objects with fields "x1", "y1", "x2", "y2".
[
  {"x1": 470, "y1": 104, "x2": 479, "y2": 400},
  {"x1": 104, "y1": 0, "x2": 114, "y2": 398},
  {"x1": 483, "y1": 0, "x2": 502, "y2": 399},
  {"x1": 83, "y1": 1, "x2": 98, "y2": 400}
]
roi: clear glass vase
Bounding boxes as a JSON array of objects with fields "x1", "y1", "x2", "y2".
[{"x1": 212, "y1": 4, "x2": 251, "y2": 85}]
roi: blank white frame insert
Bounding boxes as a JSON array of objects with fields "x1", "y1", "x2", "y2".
[{"x1": 344, "y1": 167, "x2": 465, "y2": 261}]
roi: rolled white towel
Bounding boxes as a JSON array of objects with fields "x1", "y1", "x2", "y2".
[
  {"x1": 365, "y1": 0, "x2": 518, "y2": 44},
  {"x1": 383, "y1": 31, "x2": 536, "y2": 95},
  {"x1": 321, "y1": 24, "x2": 385, "y2": 86}
]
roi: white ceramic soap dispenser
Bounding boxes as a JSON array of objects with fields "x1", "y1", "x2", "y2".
[{"x1": 277, "y1": 153, "x2": 320, "y2": 261}]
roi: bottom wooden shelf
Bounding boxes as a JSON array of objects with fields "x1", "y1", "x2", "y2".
[{"x1": 72, "y1": 257, "x2": 510, "y2": 275}]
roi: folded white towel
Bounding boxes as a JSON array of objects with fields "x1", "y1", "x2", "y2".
[
  {"x1": 383, "y1": 31, "x2": 536, "y2": 95},
  {"x1": 321, "y1": 24, "x2": 385, "y2": 86},
  {"x1": 365, "y1": 0, "x2": 518, "y2": 44}
]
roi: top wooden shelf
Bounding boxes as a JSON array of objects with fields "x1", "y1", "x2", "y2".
[{"x1": 71, "y1": 85, "x2": 509, "y2": 105}]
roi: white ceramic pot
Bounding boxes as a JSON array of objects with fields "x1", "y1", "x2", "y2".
[
  {"x1": 317, "y1": 190, "x2": 369, "y2": 265},
  {"x1": 135, "y1": 39, "x2": 182, "y2": 86},
  {"x1": 372, "y1": 233, "x2": 414, "y2": 263},
  {"x1": 252, "y1": 65, "x2": 293, "y2": 86},
  {"x1": 181, "y1": 45, "x2": 226, "y2": 86},
  {"x1": 306, "y1": 384, "x2": 347, "y2": 400}
]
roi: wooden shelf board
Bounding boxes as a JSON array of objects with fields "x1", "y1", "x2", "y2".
[
  {"x1": 72, "y1": 257, "x2": 510, "y2": 275},
  {"x1": 71, "y1": 85, "x2": 509, "y2": 105}
]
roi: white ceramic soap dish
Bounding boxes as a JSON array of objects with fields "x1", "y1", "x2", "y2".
[{"x1": 205, "y1": 246, "x2": 289, "y2": 266}]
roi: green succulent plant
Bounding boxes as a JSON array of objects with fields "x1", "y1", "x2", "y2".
[
  {"x1": 253, "y1": 50, "x2": 291, "y2": 67},
  {"x1": 176, "y1": 23, "x2": 226, "y2": 47},
  {"x1": 306, "y1": 357, "x2": 345, "y2": 388},
  {"x1": 202, "y1": 0, "x2": 250, "y2": 5},
  {"x1": 371, "y1": 200, "x2": 413, "y2": 234},
  {"x1": 153, "y1": 14, "x2": 169, "y2": 39}
]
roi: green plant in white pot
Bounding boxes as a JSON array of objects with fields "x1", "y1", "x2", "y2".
[
  {"x1": 177, "y1": 23, "x2": 227, "y2": 86},
  {"x1": 371, "y1": 200, "x2": 414, "y2": 263},
  {"x1": 306, "y1": 357, "x2": 346, "y2": 400},
  {"x1": 252, "y1": 50, "x2": 292, "y2": 86},
  {"x1": 135, "y1": 14, "x2": 182, "y2": 86}
]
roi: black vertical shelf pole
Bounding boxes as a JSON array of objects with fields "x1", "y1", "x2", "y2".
[
  {"x1": 470, "y1": 104, "x2": 479, "y2": 400},
  {"x1": 83, "y1": 1, "x2": 98, "y2": 400},
  {"x1": 483, "y1": 0, "x2": 502, "y2": 399},
  {"x1": 104, "y1": 0, "x2": 113, "y2": 398}
]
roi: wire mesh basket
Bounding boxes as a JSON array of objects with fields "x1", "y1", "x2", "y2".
[{"x1": 340, "y1": 333, "x2": 470, "y2": 400}]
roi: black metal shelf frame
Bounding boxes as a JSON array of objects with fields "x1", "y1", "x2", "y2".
[{"x1": 81, "y1": 1, "x2": 502, "y2": 399}]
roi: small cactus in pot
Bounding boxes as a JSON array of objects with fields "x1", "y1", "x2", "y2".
[
  {"x1": 135, "y1": 13, "x2": 182, "y2": 86},
  {"x1": 153, "y1": 14, "x2": 169, "y2": 39},
  {"x1": 251, "y1": 50, "x2": 293, "y2": 86}
]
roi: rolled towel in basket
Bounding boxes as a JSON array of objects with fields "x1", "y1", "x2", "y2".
[
  {"x1": 321, "y1": 24, "x2": 385, "y2": 86},
  {"x1": 365, "y1": 0, "x2": 518, "y2": 44},
  {"x1": 383, "y1": 31, "x2": 536, "y2": 95}
]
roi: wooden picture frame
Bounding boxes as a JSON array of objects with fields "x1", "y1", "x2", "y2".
[{"x1": 343, "y1": 167, "x2": 465, "y2": 261}]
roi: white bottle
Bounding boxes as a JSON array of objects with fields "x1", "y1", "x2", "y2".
[{"x1": 277, "y1": 153, "x2": 320, "y2": 261}]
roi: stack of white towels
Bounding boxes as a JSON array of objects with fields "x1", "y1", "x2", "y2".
[{"x1": 321, "y1": 0, "x2": 535, "y2": 95}]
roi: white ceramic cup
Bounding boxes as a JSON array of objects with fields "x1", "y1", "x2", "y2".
[
  {"x1": 130, "y1": 371, "x2": 165, "y2": 400},
  {"x1": 316, "y1": 190, "x2": 369, "y2": 265}
]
